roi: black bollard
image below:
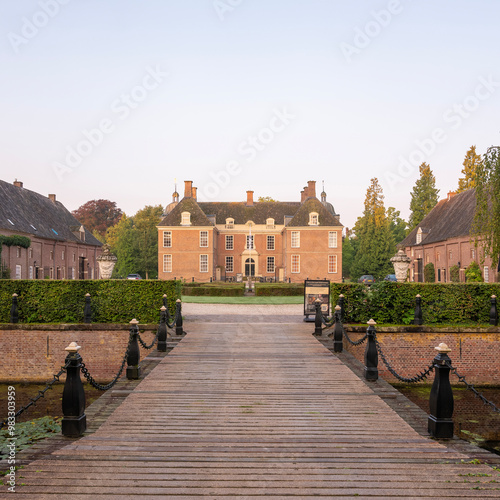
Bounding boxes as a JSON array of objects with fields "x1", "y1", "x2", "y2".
[
  {"x1": 490, "y1": 295, "x2": 498, "y2": 326},
  {"x1": 428, "y1": 343, "x2": 454, "y2": 439},
  {"x1": 364, "y1": 319, "x2": 378, "y2": 381},
  {"x1": 10, "y1": 293, "x2": 18, "y2": 323},
  {"x1": 126, "y1": 319, "x2": 141, "y2": 379},
  {"x1": 313, "y1": 299, "x2": 323, "y2": 336},
  {"x1": 338, "y1": 294, "x2": 345, "y2": 324},
  {"x1": 61, "y1": 342, "x2": 87, "y2": 437},
  {"x1": 175, "y1": 299, "x2": 185, "y2": 336},
  {"x1": 332, "y1": 305, "x2": 343, "y2": 353},
  {"x1": 157, "y1": 306, "x2": 168, "y2": 352},
  {"x1": 414, "y1": 294, "x2": 423, "y2": 325},
  {"x1": 83, "y1": 293, "x2": 92, "y2": 324}
]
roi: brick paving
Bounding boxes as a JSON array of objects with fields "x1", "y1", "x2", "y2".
[{"x1": 5, "y1": 306, "x2": 500, "y2": 498}]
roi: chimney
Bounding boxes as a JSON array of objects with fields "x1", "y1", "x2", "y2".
[
  {"x1": 13, "y1": 180, "x2": 23, "y2": 188},
  {"x1": 447, "y1": 191, "x2": 456, "y2": 201},
  {"x1": 246, "y1": 190, "x2": 254, "y2": 207},
  {"x1": 192, "y1": 186, "x2": 197, "y2": 200},
  {"x1": 307, "y1": 180, "x2": 316, "y2": 199},
  {"x1": 301, "y1": 187, "x2": 308, "y2": 203},
  {"x1": 48, "y1": 194, "x2": 56, "y2": 203},
  {"x1": 184, "y1": 180, "x2": 193, "y2": 198}
]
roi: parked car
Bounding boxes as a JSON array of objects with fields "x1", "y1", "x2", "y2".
[
  {"x1": 358, "y1": 275, "x2": 374, "y2": 284},
  {"x1": 384, "y1": 274, "x2": 397, "y2": 282},
  {"x1": 127, "y1": 273, "x2": 142, "y2": 280}
]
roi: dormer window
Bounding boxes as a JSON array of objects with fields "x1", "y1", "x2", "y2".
[
  {"x1": 308, "y1": 212, "x2": 319, "y2": 226},
  {"x1": 266, "y1": 218, "x2": 275, "y2": 229},
  {"x1": 181, "y1": 212, "x2": 191, "y2": 226},
  {"x1": 225, "y1": 218, "x2": 234, "y2": 229},
  {"x1": 416, "y1": 227, "x2": 423, "y2": 244}
]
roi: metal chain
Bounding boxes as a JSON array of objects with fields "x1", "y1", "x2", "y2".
[
  {"x1": 0, "y1": 360, "x2": 71, "y2": 430},
  {"x1": 321, "y1": 313, "x2": 335, "y2": 328},
  {"x1": 445, "y1": 360, "x2": 500, "y2": 413},
  {"x1": 343, "y1": 330, "x2": 368, "y2": 346},
  {"x1": 137, "y1": 329, "x2": 159, "y2": 350},
  {"x1": 166, "y1": 307, "x2": 180, "y2": 329},
  {"x1": 80, "y1": 332, "x2": 133, "y2": 391},
  {"x1": 375, "y1": 337, "x2": 434, "y2": 383}
]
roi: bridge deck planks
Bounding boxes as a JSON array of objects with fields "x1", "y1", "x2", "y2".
[{"x1": 9, "y1": 321, "x2": 500, "y2": 498}]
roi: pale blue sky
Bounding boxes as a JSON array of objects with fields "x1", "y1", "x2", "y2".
[{"x1": 1, "y1": 0, "x2": 499, "y2": 229}]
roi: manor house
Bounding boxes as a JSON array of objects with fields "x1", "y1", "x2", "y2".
[{"x1": 157, "y1": 180, "x2": 343, "y2": 283}]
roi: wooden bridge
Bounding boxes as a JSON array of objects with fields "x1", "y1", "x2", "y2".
[{"x1": 7, "y1": 305, "x2": 500, "y2": 498}]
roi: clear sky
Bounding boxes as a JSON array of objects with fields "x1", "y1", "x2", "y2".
[{"x1": 1, "y1": 0, "x2": 499, "y2": 230}]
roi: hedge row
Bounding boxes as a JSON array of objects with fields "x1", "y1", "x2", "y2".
[
  {"x1": 182, "y1": 284, "x2": 245, "y2": 296},
  {"x1": 255, "y1": 284, "x2": 304, "y2": 296},
  {"x1": 331, "y1": 282, "x2": 500, "y2": 325},
  {"x1": 0, "y1": 280, "x2": 181, "y2": 324}
]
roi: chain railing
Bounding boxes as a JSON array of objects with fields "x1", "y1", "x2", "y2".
[
  {"x1": 137, "y1": 329, "x2": 159, "y2": 350},
  {"x1": 446, "y1": 360, "x2": 500, "y2": 414},
  {"x1": 343, "y1": 330, "x2": 368, "y2": 346},
  {"x1": 0, "y1": 360, "x2": 71, "y2": 430}
]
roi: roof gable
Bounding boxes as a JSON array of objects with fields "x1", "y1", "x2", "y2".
[
  {"x1": 0, "y1": 180, "x2": 102, "y2": 246},
  {"x1": 158, "y1": 197, "x2": 213, "y2": 227},
  {"x1": 287, "y1": 197, "x2": 342, "y2": 227}
]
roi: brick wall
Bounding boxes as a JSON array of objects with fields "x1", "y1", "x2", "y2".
[
  {"x1": 0, "y1": 326, "x2": 157, "y2": 383},
  {"x1": 343, "y1": 328, "x2": 500, "y2": 385}
]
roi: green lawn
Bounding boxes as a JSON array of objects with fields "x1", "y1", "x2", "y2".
[{"x1": 181, "y1": 295, "x2": 303, "y2": 305}]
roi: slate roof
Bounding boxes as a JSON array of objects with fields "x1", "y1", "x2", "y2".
[
  {"x1": 159, "y1": 196, "x2": 342, "y2": 228},
  {"x1": 0, "y1": 180, "x2": 102, "y2": 246},
  {"x1": 400, "y1": 189, "x2": 476, "y2": 247}
]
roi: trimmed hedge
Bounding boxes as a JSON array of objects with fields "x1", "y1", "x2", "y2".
[
  {"x1": 331, "y1": 282, "x2": 500, "y2": 325},
  {"x1": 0, "y1": 280, "x2": 181, "y2": 324},
  {"x1": 255, "y1": 284, "x2": 304, "y2": 296},
  {"x1": 182, "y1": 284, "x2": 245, "y2": 296}
]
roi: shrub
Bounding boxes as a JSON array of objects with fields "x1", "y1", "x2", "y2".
[
  {"x1": 0, "y1": 280, "x2": 181, "y2": 324},
  {"x1": 424, "y1": 262, "x2": 435, "y2": 283},
  {"x1": 255, "y1": 284, "x2": 304, "y2": 296},
  {"x1": 466, "y1": 261, "x2": 483, "y2": 282},
  {"x1": 449, "y1": 264, "x2": 460, "y2": 283}
]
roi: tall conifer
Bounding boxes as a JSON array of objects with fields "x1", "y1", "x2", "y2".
[{"x1": 408, "y1": 163, "x2": 439, "y2": 232}]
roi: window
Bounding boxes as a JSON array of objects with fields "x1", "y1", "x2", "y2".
[
  {"x1": 200, "y1": 231, "x2": 208, "y2": 248},
  {"x1": 484, "y1": 266, "x2": 489, "y2": 283},
  {"x1": 163, "y1": 255, "x2": 172, "y2": 273},
  {"x1": 328, "y1": 232, "x2": 337, "y2": 248},
  {"x1": 29, "y1": 266, "x2": 33, "y2": 279},
  {"x1": 62, "y1": 250, "x2": 65, "y2": 260},
  {"x1": 29, "y1": 248, "x2": 33, "y2": 259},
  {"x1": 225, "y1": 235, "x2": 234, "y2": 250},
  {"x1": 163, "y1": 231, "x2": 172, "y2": 248},
  {"x1": 73, "y1": 253, "x2": 76, "y2": 262},
  {"x1": 246, "y1": 235, "x2": 254, "y2": 249},
  {"x1": 291, "y1": 255, "x2": 300, "y2": 273},
  {"x1": 16, "y1": 247, "x2": 21, "y2": 258},
  {"x1": 291, "y1": 231, "x2": 300, "y2": 248},
  {"x1": 15, "y1": 265, "x2": 21, "y2": 280},
  {"x1": 49, "y1": 267, "x2": 54, "y2": 279},
  {"x1": 328, "y1": 255, "x2": 338, "y2": 274},
  {"x1": 436, "y1": 252, "x2": 441, "y2": 262},
  {"x1": 200, "y1": 254, "x2": 208, "y2": 273},
  {"x1": 308, "y1": 212, "x2": 319, "y2": 226},
  {"x1": 71, "y1": 267, "x2": 75, "y2": 279},
  {"x1": 471, "y1": 248, "x2": 475, "y2": 259},
  {"x1": 426, "y1": 254, "x2": 430, "y2": 263},
  {"x1": 225, "y1": 218, "x2": 234, "y2": 229},
  {"x1": 266, "y1": 218, "x2": 275, "y2": 228},
  {"x1": 181, "y1": 212, "x2": 191, "y2": 226},
  {"x1": 449, "y1": 250, "x2": 453, "y2": 260},
  {"x1": 416, "y1": 232, "x2": 422, "y2": 244},
  {"x1": 226, "y1": 256, "x2": 234, "y2": 273},
  {"x1": 50, "y1": 251, "x2": 54, "y2": 260},
  {"x1": 267, "y1": 256, "x2": 275, "y2": 273},
  {"x1": 267, "y1": 235, "x2": 275, "y2": 251}
]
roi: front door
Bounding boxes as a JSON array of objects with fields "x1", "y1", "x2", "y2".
[{"x1": 245, "y1": 258, "x2": 255, "y2": 277}]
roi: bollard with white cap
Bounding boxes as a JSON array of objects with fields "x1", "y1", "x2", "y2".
[
  {"x1": 428, "y1": 343, "x2": 454, "y2": 439},
  {"x1": 62, "y1": 341, "x2": 87, "y2": 437},
  {"x1": 333, "y1": 305, "x2": 344, "y2": 353},
  {"x1": 364, "y1": 319, "x2": 378, "y2": 381},
  {"x1": 126, "y1": 319, "x2": 141, "y2": 380},
  {"x1": 157, "y1": 306, "x2": 168, "y2": 352},
  {"x1": 10, "y1": 293, "x2": 18, "y2": 323}
]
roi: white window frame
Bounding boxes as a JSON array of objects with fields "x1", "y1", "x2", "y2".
[
  {"x1": 163, "y1": 254, "x2": 172, "y2": 273},
  {"x1": 15, "y1": 264, "x2": 21, "y2": 279},
  {"x1": 308, "y1": 212, "x2": 319, "y2": 226},
  {"x1": 163, "y1": 231, "x2": 172, "y2": 248},
  {"x1": 328, "y1": 255, "x2": 338, "y2": 274},
  {"x1": 225, "y1": 235, "x2": 234, "y2": 250},
  {"x1": 225, "y1": 256, "x2": 234, "y2": 273},
  {"x1": 225, "y1": 218, "x2": 234, "y2": 229},
  {"x1": 291, "y1": 255, "x2": 300, "y2": 273},
  {"x1": 267, "y1": 235, "x2": 275, "y2": 251},
  {"x1": 267, "y1": 256, "x2": 275, "y2": 273},
  {"x1": 484, "y1": 266, "x2": 489, "y2": 283},
  {"x1": 328, "y1": 231, "x2": 337, "y2": 248},
  {"x1": 266, "y1": 218, "x2": 275, "y2": 228},
  {"x1": 246, "y1": 235, "x2": 254, "y2": 249},
  {"x1": 181, "y1": 211, "x2": 191, "y2": 226},
  {"x1": 291, "y1": 231, "x2": 300, "y2": 248},
  {"x1": 200, "y1": 231, "x2": 208, "y2": 248},
  {"x1": 200, "y1": 254, "x2": 208, "y2": 273}
]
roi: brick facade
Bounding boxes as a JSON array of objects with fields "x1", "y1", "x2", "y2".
[{"x1": 158, "y1": 181, "x2": 343, "y2": 283}]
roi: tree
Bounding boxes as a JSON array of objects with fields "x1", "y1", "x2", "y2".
[
  {"x1": 465, "y1": 261, "x2": 483, "y2": 282},
  {"x1": 106, "y1": 205, "x2": 163, "y2": 279},
  {"x1": 424, "y1": 262, "x2": 435, "y2": 283},
  {"x1": 351, "y1": 178, "x2": 395, "y2": 280},
  {"x1": 472, "y1": 146, "x2": 500, "y2": 266},
  {"x1": 408, "y1": 163, "x2": 439, "y2": 232},
  {"x1": 258, "y1": 196, "x2": 277, "y2": 202},
  {"x1": 457, "y1": 145, "x2": 481, "y2": 193},
  {"x1": 386, "y1": 207, "x2": 407, "y2": 245},
  {"x1": 72, "y1": 200, "x2": 123, "y2": 240},
  {"x1": 342, "y1": 231, "x2": 359, "y2": 280}
]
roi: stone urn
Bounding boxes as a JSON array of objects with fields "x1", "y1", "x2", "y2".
[
  {"x1": 390, "y1": 248, "x2": 411, "y2": 283},
  {"x1": 97, "y1": 244, "x2": 117, "y2": 279}
]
